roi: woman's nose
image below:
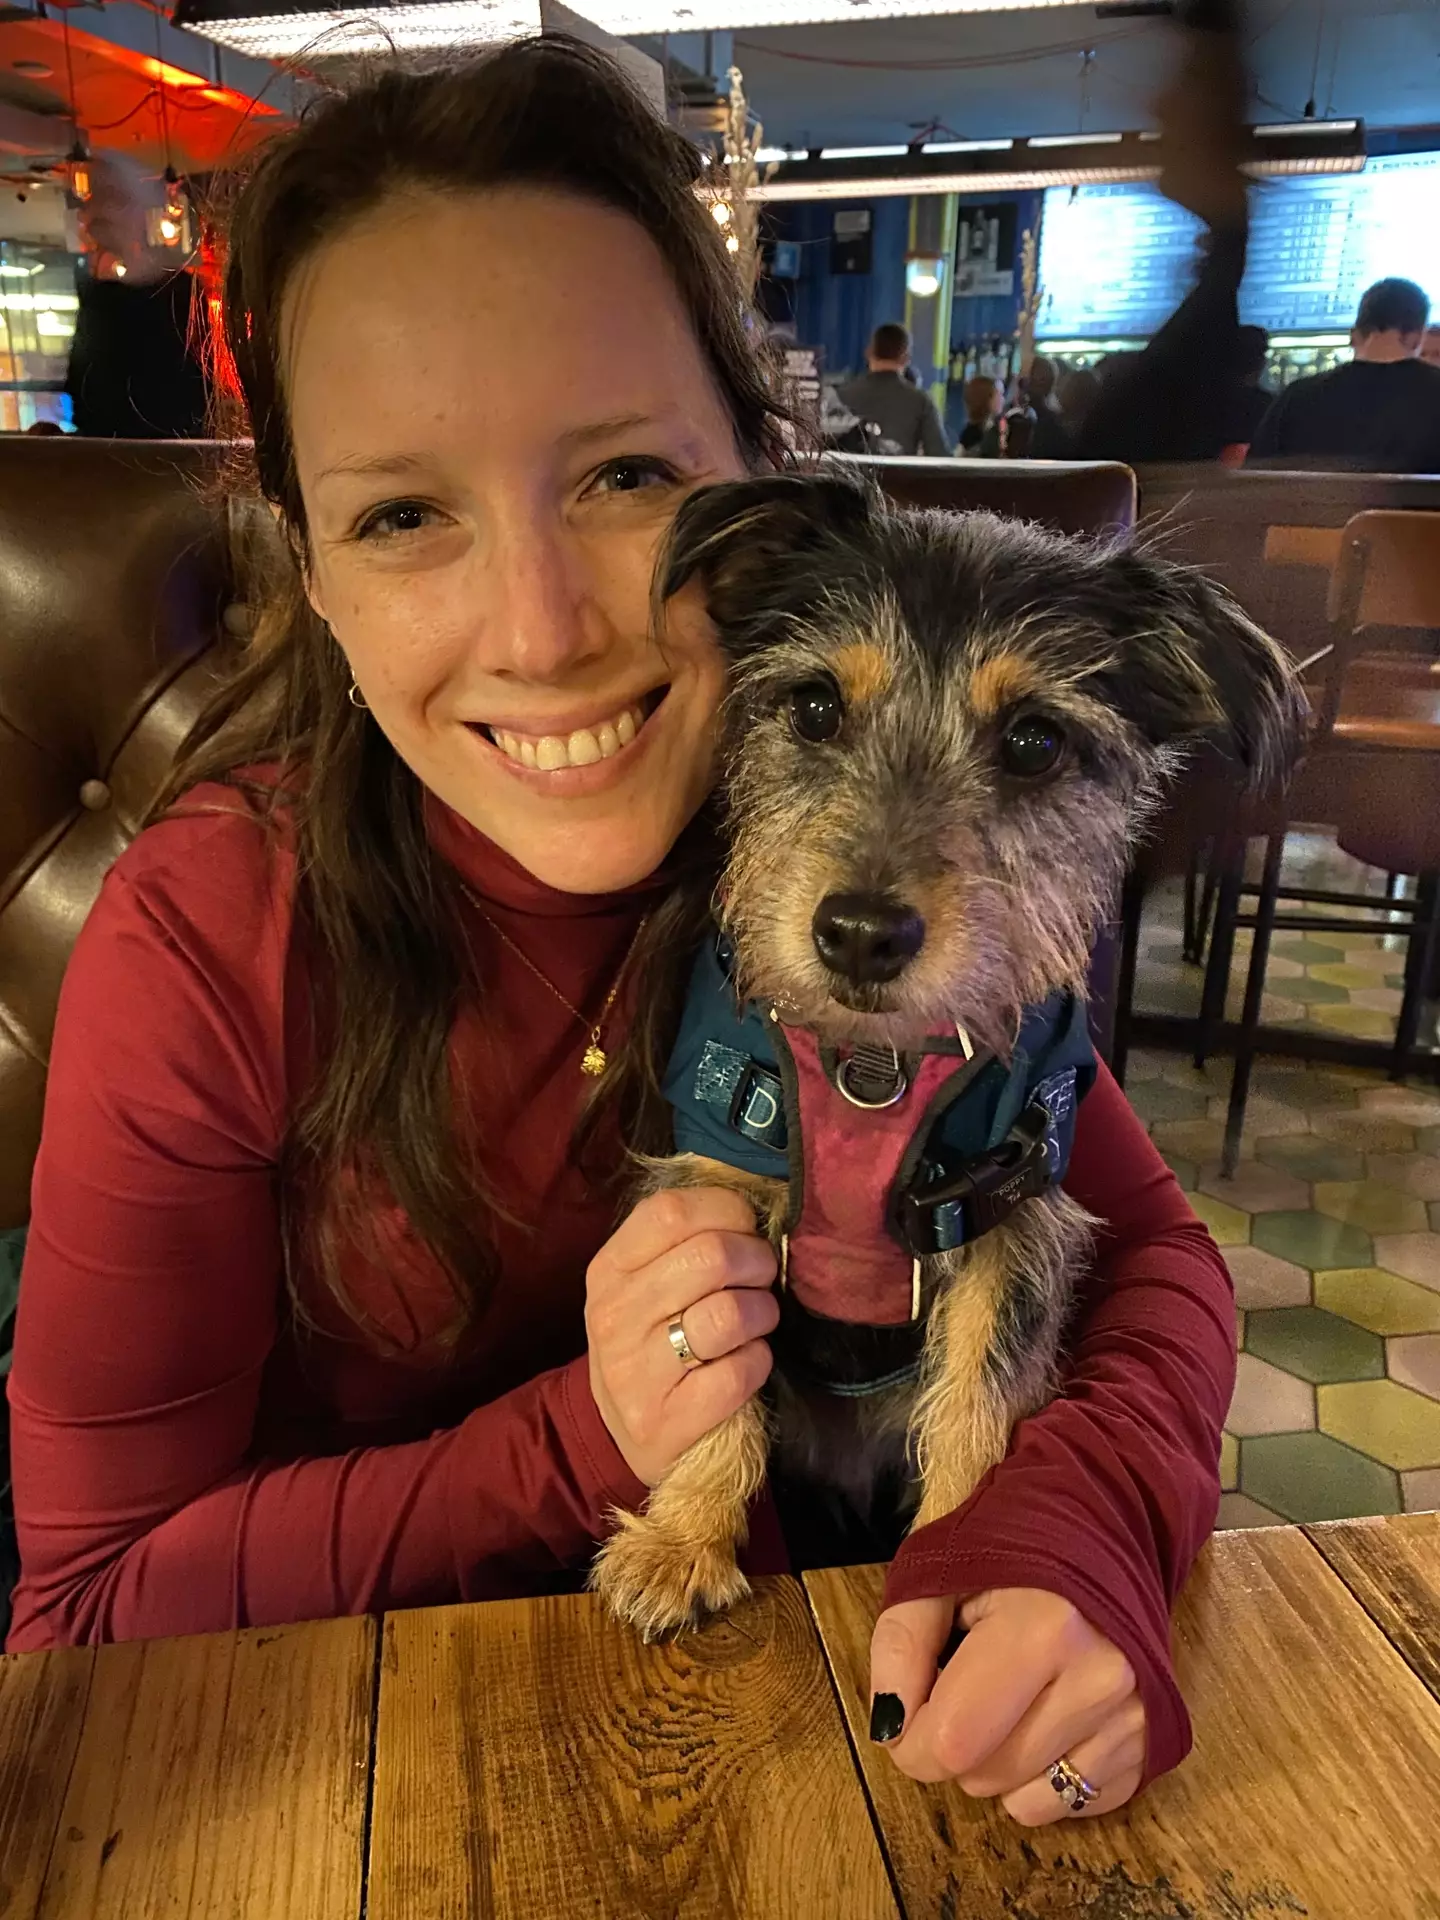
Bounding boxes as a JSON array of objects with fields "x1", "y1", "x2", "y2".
[{"x1": 480, "y1": 508, "x2": 608, "y2": 683}]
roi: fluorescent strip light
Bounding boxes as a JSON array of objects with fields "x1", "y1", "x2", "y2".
[
  {"x1": 819, "y1": 145, "x2": 910, "y2": 160},
  {"x1": 754, "y1": 147, "x2": 807, "y2": 163},
  {"x1": 1255, "y1": 119, "x2": 1359, "y2": 137},
  {"x1": 1027, "y1": 132, "x2": 1125, "y2": 147},
  {"x1": 578, "y1": 0, "x2": 1096, "y2": 29},
  {"x1": 923, "y1": 139, "x2": 1015, "y2": 154},
  {"x1": 0, "y1": 292, "x2": 79, "y2": 311},
  {"x1": 752, "y1": 156, "x2": 1366, "y2": 201},
  {"x1": 173, "y1": 0, "x2": 539, "y2": 57}
]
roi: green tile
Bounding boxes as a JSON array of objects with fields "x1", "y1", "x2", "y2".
[
  {"x1": 1240, "y1": 1430, "x2": 1401, "y2": 1523},
  {"x1": 1254, "y1": 1135, "x2": 1364, "y2": 1183},
  {"x1": 1161, "y1": 1155, "x2": 1198, "y2": 1192},
  {"x1": 1126, "y1": 1078, "x2": 1210, "y2": 1124},
  {"x1": 1247, "y1": 1067, "x2": 1358, "y2": 1112},
  {"x1": 1270, "y1": 937, "x2": 1359, "y2": 965},
  {"x1": 1244, "y1": 1306, "x2": 1386, "y2": 1383},
  {"x1": 1252, "y1": 1210, "x2": 1374, "y2": 1272},
  {"x1": 1280, "y1": 975, "x2": 1354, "y2": 1006}
]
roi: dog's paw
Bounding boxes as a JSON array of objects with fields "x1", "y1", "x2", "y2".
[{"x1": 591, "y1": 1513, "x2": 751, "y2": 1641}]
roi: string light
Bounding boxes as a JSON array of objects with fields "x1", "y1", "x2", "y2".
[{"x1": 711, "y1": 201, "x2": 732, "y2": 226}]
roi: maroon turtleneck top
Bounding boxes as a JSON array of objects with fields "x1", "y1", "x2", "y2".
[{"x1": 8, "y1": 781, "x2": 1235, "y2": 1787}]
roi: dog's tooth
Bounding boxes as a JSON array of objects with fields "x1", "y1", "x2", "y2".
[
  {"x1": 595, "y1": 721, "x2": 620, "y2": 759},
  {"x1": 616, "y1": 709, "x2": 637, "y2": 747},
  {"x1": 519, "y1": 739, "x2": 537, "y2": 768},
  {"x1": 535, "y1": 736, "x2": 568, "y2": 771},
  {"x1": 567, "y1": 727, "x2": 602, "y2": 767}
]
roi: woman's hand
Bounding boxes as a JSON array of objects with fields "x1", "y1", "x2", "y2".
[
  {"x1": 585, "y1": 1187, "x2": 779, "y2": 1487},
  {"x1": 868, "y1": 1588, "x2": 1147, "y2": 1824}
]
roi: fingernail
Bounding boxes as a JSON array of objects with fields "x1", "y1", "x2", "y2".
[{"x1": 869, "y1": 1692, "x2": 905, "y2": 1744}]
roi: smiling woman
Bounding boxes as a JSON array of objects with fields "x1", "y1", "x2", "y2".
[{"x1": 8, "y1": 33, "x2": 1238, "y2": 1838}]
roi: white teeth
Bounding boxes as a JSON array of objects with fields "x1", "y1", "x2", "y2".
[{"x1": 487, "y1": 701, "x2": 648, "y2": 771}]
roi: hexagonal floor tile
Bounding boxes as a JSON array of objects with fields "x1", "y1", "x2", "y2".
[
  {"x1": 1279, "y1": 974, "x2": 1354, "y2": 1006},
  {"x1": 1309, "y1": 1004, "x2": 1403, "y2": 1043},
  {"x1": 1219, "y1": 1431, "x2": 1239, "y2": 1491},
  {"x1": 1189, "y1": 1193, "x2": 1251, "y2": 1247},
  {"x1": 1206, "y1": 1094, "x2": 1312, "y2": 1138},
  {"x1": 1318, "y1": 1379, "x2": 1440, "y2": 1470},
  {"x1": 1122, "y1": 1048, "x2": 1170, "y2": 1082},
  {"x1": 1401, "y1": 1467, "x2": 1440, "y2": 1513},
  {"x1": 1255, "y1": 1135, "x2": 1365, "y2": 1183},
  {"x1": 1240, "y1": 1431, "x2": 1400, "y2": 1522},
  {"x1": 1417, "y1": 1126, "x2": 1440, "y2": 1155},
  {"x1": 1358, "y1": 1085, "x2": 1440, "y2": 1128},
  {"x1": 1308, "y1": 960, "x2": 1399, "y2": 990},
  {"x1": 1269, "y1": 937, "x2": 1352, "y2": 965},
  {"x1": 1252, "y1": 1210, "x2": 1373, "y2": 1271},
  {"x1": 1245, "y1": 1306, "x2": 1385, "y2": 1383},
  {"x1": 1225, "y1": 1247, "x2": 1312, "y2": 1310},
  {"x1": 1157, "y1": 1055, "x2": 1231, "y2": 1094},
  {"x1": 1128, "y1": 1078, "x2": 1211, "y2": 1124},
  {"x1": 1309, "y1": 1111, "x2": 1418, "y2": 1154},
  {"x1": 1312, "y1": 1181, "x2": 1431, "y2": 1237},
  {"x1": 1387, "y1": 1334, "x2": 1440, "y2": 1401},
  {"x1": 1227, "y1": 1352, "x2": 1315, "y2": 1435},
  {"x1": 1373, "y1": 1233, "x2": 1440, "y2": 1292},
  {"x1": 1196, "y1": 1161, "x2": 1310, "y2": 1213},
  {"x1": 1248, "y1": 1066, "x2": 1358, "y2": 1111},
  {"x1": 1351, "y1": 987, "x2": 1405, "y2": 1015},
  {"x1": 1364, "y1": 1154, "x2": 1440, "y2": 1202},
  {"x1": 1431, "y1": 1202, "x2": 1440, "y2": 1234},
  {"x1": 1314, "y1": 1267, "x2": 1440, "y2": 1336},
  {"x1": 1151, "y1": 1118, "x2": 1233, "y2": 1163},
  {"x1": 1159, "y1": 1154, "x2": 1198, "y2": 1191},
  {"x1": 1215, "y1": 1492, "x2": 1287, "y2": 1530}
]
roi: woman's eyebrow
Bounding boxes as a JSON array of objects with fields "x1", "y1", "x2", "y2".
[{"x1": 315, "y1": 452, "x2": 432, "y2": 485}]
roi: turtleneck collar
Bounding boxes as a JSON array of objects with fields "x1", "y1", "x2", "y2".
[{"x1": 424, "y1": 790, "x2": 719, "y2": 920}]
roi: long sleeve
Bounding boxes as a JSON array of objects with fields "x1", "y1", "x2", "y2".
[
  {"x1": 7, "y1": 816, "x2": 645, "y2": 1651},
  {"x1": 1245, "y1": 389, "x2": 1290, "y2": 461},
  {"x1": 918, "y1": 396, "x2": 952, "y2": 458},
  {"x1": 882, "y1": 1060, "x2": 1234, "y2": 1784}
]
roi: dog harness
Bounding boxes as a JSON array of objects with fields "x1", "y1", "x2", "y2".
[{"x1": 663, "y1": 932, "x2": 1096, "y2": 1397}]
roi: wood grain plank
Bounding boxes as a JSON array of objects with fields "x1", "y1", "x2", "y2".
[
  {"x1": 0, "y1": 1645, "x2": 95, "y2": 1918},
  {"x1": 36, "y1": 1615, "x2": 375, "y2": 1920},
  {"x1": 367, "y1": 1575, "x2": 897, "y2": 1920},
  {"x1": 1306, "y1": 1511, "x2": 1440, "y2": 1702},
  {"x1": 807, "y1": 1533, "x2": 1440, "y2": 1920}
]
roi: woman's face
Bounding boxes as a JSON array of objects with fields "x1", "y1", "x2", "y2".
[{"x1": 285, "y1": 187, "x2": 746, "y2": 893}]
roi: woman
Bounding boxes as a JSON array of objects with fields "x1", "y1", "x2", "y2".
[{"x1": 8, "y1": 41, "x2": 1235, "y2": 1826}]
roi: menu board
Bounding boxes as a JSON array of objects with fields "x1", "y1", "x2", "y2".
[{"x1": 1036, "y1": 152, "x2": 1440, "y2": 340}]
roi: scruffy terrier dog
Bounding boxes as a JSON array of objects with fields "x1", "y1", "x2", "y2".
[{"x1": 592, "y1": 471, "x2": 1304, "y2": 1639}]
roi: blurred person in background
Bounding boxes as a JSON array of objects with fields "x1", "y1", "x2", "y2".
[
  {"x1": 836, "y1": 322, "x2": 950, "y2": 456},
  {"x1": 1027, "y1": 354, "x2": 1071, "y2": 457},
  {"x1": 958, "y1": 373, "x2": 1003, "y2": 453},
  {"x1": 66, "y1": 155, "x2": 209, "y2": 440},
  {"x1": 1423, "y1": 325, "x2": 1440, "y2": 369},
  {"x1": 1248, "y1": 278, "x2": 1440, "y2": 471},
  {"x1": 1221, "y1": 324, "x2": 1271, "y2": 456},
  {"x1": 1057, "y1": 367, "x2": 1101, "y2": 441}
]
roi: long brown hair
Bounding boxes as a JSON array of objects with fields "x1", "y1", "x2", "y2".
[{"x1": 160, "y1": 38, "x2": 789, "y2": 1347}]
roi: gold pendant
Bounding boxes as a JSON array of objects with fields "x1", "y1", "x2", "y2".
[{"x1": 581, "y1": 1041, "x2": 607, "y2": 1077}]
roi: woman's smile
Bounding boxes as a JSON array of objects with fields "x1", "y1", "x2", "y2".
[{"x1": 467, "y1": 684, "x2": 671, "y2": 791}]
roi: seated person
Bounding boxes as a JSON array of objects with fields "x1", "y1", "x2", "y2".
[{"x1": 1248, "y1": 278, "x2": 1440, "y2": 471}]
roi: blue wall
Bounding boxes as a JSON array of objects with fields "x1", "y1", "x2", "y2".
[{"x1": 771, "y1": 198, "x2": 909, "y2": 383}]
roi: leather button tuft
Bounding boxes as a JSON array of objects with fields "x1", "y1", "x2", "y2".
[{"x1": 79, "y1": 779, "x2": 111, "y2": 811}]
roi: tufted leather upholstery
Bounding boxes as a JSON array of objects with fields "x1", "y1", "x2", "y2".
[
  {"x1": 0, "y1": 441, "x2": 1140, "y2": 1232},
  {"x1": 0, "y1": 438, "x2": 244, "y2": 1228}
]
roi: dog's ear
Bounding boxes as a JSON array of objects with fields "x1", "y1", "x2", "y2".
[
  {"x1": 659, "y1": 472, "x2": 879, "y2": 649},
  {"x1": 1096, "y1": 547, "x2": 1308, "y2": 792}
]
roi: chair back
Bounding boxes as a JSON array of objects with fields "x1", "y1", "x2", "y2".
[
  {"x1": 836, "y1": 455, "x2": 1137, "y2": 538},
  {"x1": 0, "y1": 438, "x2": 243, "y2": 1228},
  {"x1": 1327, "y1": 509, "x2": 1440, "y2": 632}
]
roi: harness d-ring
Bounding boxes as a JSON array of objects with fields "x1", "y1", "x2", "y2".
[{"x1": 835, "y1": 1047, "x2": 908, "y2": 1110}]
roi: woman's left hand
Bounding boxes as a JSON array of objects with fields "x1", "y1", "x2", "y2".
[{"x1": 868, "y1": 1587, "x2": 1147, "y2": 1824}]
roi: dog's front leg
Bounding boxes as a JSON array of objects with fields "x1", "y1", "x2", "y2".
[
  {"x1": 909, "y1": 1191, "x2": 1088, "y2": 1532},
  {"x1": 590, "y1": 1153, "x2": 787, "y2": 1638}
]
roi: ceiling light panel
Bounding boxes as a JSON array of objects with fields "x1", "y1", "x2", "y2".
[
  {"x1": 173, "y1": 0, "x2": 540, "y2": 57},
  {"x1": 580, "y1": 0, "x2": 1088, "y2": 29}
]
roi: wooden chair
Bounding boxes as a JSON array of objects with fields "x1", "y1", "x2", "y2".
[{"x1": 1205, "y1": 510, "x2": 1440, "y2": 1172}]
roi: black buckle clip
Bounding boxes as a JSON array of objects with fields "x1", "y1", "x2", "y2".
[{"x1": 898, "y1": 1102, "x2": 1054, "y2": 1256}]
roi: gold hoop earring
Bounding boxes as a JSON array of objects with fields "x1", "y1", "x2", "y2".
[{"x1": 348, "y1": 681, "x2": 368, "y2": 711}]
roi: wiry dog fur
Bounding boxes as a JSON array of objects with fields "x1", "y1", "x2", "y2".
[{"x1": 591, "y1": 472, "x2": 1305, "y2": 1638}]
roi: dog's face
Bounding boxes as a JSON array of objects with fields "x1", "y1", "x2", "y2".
[{"x1": 662, "y1": 473, "x2": 1306, "y2": 1052}]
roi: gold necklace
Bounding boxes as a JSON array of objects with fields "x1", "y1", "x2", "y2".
[{"x1": 459, "y1": 884, "x2": 650, "y2": 1077}]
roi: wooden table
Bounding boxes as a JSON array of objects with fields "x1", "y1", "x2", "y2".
[{"x1": 3, "y1": 1515, "x2": 1438, "y2": 1919}]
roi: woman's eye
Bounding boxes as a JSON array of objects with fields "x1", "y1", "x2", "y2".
[
  {"x1": 788, "y1": 679, "x2": 845, "y2": 744},
  {"x1": 999, "y1": 713, "x2": 1068, "y2": 780},
  {"x1": 589, "y1": 456, "x2": 678, "y2": 497},
  {"x1": 357, "y1": 500, "x2": 437, "y2": 541}
]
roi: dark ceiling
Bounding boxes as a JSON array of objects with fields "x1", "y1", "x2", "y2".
[{"x1": 729, "y1": 0, "x2": 1440, "y2": 149}]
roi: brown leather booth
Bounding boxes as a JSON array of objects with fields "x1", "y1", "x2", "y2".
[{"x1": 0, "y1": 440, "x2": 1138, "y2": 1233}]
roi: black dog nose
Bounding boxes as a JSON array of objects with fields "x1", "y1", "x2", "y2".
[{"x1": 812, "y1": 893, "x2": 926, "y2": 985}]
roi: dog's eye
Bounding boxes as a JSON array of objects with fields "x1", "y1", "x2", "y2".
[
  {"x1": 1000, "y1": 714, "x2": 1067, "y2": 780},
  {"x1": 788, "y1": 679, "x2": 845, "y2": 744}
]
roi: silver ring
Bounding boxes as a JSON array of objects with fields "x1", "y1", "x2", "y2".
[
  {"x1": 667, "y1": 1316, "x2": 702, "y2": 1368},
  {"x1": 835, "y1": 1049, "x2": 908, "y2": 1110},
  {"x1": 1048, "y1": 1757, "x2": 1099, "y2": 1814}
]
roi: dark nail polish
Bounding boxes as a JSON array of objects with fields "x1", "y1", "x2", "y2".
[{"x1": 869, "y1": 1692, "x2": 905, "y2": 1744}]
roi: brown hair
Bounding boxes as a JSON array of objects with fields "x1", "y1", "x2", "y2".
[
  {"x1": 160, "y1": 37, "x2": 788, "y2": 1347},
  {"x1": 870, "y1": 322, "x2": 910, "y2": 363}
]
